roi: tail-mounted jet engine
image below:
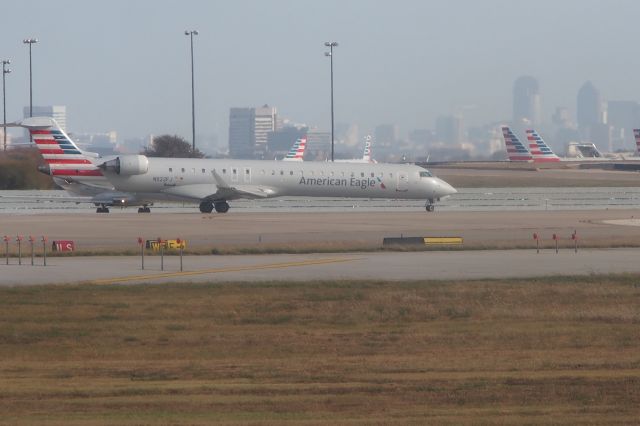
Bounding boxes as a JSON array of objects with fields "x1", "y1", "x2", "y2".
[{"x1": 100, "y1": 155, "x2": 149, "y2": 175}]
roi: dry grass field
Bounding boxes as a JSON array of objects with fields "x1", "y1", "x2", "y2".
[{"x1": 1, "y1": 276, "x2": 639, "y2": 425}]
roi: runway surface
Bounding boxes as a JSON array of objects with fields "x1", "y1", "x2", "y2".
[{"x1": 2, "y1": 248, "x2": 640, "y2": 286}]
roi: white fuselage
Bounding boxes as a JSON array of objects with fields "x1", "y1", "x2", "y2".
[{"x1": 101, "y1": 157, "x2": 456, "y2": 204}]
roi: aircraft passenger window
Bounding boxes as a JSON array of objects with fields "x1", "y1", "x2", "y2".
[
  {"x1": 370, "y1": 173, "x2": 374, "y2": 177},
  {"x1": 290, "y1": 170, "x2": 293, "y2": 175},
  {"x1": 181, "y1": 168, "x2": 185, "y2": 173},
  {"x1": 280, "y1": 170, "x2": 284, "y2": 175},
  {"x1": 233, "y1": 169, "x2": 237, "y2": 174},
  {"x1": 169, "y1": 168, "x2": 173, "y2": 172},
  {"x1": 245, "y1": 169, "x2": 250, "y2": 174},
  {"x1": 222, "y1": 169, "x2": 227, "y2": 174},
  {"x1": 201, "y1": 168, "x2": 206, "y2": 173},
  {"x1": 361, "y1": 172, "x2": 365, "y2": 177}
]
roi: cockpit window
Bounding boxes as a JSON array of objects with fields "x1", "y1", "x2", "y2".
[{"x1": 419, "y1": 171, "x2": 433, "y2": 178}]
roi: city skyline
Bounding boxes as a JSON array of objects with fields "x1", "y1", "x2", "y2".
[{"x1": 1, "y1": 0, "x2": 640, "y2": 146}]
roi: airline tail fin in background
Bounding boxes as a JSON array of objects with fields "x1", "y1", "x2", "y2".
[
  {"x1": 282, "y1": 137, "x2": 307, "y2": 161},
  {"x1": 526, "y1": 129, "x2": 561, "y2": 163},
  {"x1": 362, "y1": 135, "x2": 376, "y2": 163},
  {"x1": 633, "y1": 129, "x2": 640, "y2": 155},
  {"x1": 501, "y1": 126, "x2": 532, "y2": 161},
  {"x1": 22, "y1": 116, "x2": 103, "y2": 178}
]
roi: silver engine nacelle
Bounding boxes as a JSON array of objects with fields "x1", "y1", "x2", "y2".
[{"x1": 101, "y1": 155, "x2": 149, "y2": 175}]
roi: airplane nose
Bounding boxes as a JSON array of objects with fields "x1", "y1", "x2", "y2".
[{"x1": 437, "y1": 179, "x2": 457, "y2": 197}]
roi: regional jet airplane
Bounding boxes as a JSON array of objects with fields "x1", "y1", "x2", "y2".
[
  {"x1": 98, "y1": 154, "x2": 456, "y2": 213},
  {"x1": 7, "y1": 117, "x2": 456, "y2": 213}
]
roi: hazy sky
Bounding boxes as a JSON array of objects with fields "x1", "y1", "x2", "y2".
[{"x1": 1, "y1": 0, "x2": 639, "y2": 143}]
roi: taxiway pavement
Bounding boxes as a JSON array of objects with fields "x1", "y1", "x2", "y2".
[{"x1": 2, "y1": 248, "x2": 640, "y2": 286}]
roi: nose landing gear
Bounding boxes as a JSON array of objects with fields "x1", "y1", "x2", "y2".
[{"x1": 425, "y1": 200, "x2": 435, "y2": 212}]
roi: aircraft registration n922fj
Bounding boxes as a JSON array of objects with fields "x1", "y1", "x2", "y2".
[{"x1": 98, "y1": 152, "x2": 457, "y2": 213}]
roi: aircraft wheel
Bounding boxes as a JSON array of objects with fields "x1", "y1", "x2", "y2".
[
  {"x1": 199, "y1": 200, "x2": 214, "y2": 213},
  {"x1": 138, "y1": 207, "x2": 151, "y2": 213},
  {"x1": 214, "y1": 201, "x2": 230, "y2": 213},
  {"x1": 96, "y1": 206, "x2": 110, "y2": 213},
  {"x1": 426, "y1": 204, "x2": 435, "y2": 212}
]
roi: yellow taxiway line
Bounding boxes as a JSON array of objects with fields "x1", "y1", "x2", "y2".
[{"x1": 89, "y1": 256, "x2": 360, "y2": 285}]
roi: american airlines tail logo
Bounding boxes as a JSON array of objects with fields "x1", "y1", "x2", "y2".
[
  {"x1": 31, "y1": 128, "x2": 103, "y2": 177},
  {"x1": 501, "y1": 126, "x2": 533, "y2": 161}
]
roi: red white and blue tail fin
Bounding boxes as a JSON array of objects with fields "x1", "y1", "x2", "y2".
[
  {"x1": 22, "y1": 116, "x2": 103, "y2": 178},
  {"x1": 501, "y1": 126, "x2": 533, "y2": 161},
  {"x1": 633, "y1": 129, "x2": 640, "y2": 155},
  {"x1": 526, "y1": 129, "x2": 561, "y2": 163},
  {"x1": 282, "y1": 137, "x2": 307, "y2": 161}
]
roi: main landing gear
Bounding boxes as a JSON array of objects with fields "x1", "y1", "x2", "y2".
[
  {"x1": 137, "y1": 205, "x2": 151, "y2": 213},
  {"x1": 96, "y1": 204, "x2": 110, "y2": 213},
  {"x1": 214, "y1": 201, "x2": 230, "y2": 213},
  {"x1": 199, "y1": 200, "x2": 230, "y2": 214}
]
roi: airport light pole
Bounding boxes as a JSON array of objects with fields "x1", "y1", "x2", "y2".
[
  {"x1": 23, "y1": 38, "x2": 38, "y2": 118},
  {"x1": 185, "y1": 30, "x2": 198, "y2": 153},
  {"x1": 2, "y1": 60, "x2": 10, "y2": 152},
  {"x1": 324, "y1": 41, "x2": 338, "y2": 162}
]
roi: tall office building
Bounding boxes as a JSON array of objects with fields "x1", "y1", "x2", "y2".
[
  {"x1": 577, "y1": 81, "x2": 603, "y2": 130},
  {"x1": 228, "y1": 108, "x2": 255, "y2": 158},
  {"x1": 513, "y1": 76, "x2": 541, "y2": 129},
  {"x1": 253, "y1": 105, "x2": 277, "y2": 157},
  {"x1": 607, "y1": 101, "x2": 640, "y2": 151},
  {"x1": 228, "y1": 105, "x2": 277, "y2": 158},
  {"x1": 23, "y1": 105, "x2": 67, "y2": 131},
  {"x1": 577, "y1": 81, "x2": 609, "y2": 146}
]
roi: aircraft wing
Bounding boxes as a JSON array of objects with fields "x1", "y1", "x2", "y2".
[
  {"x1": 160, "y1": 183, "x2": 276, "y2": 201},
  {"x1": 159, "y1": 170, "x2": 276, "y2": 201}
]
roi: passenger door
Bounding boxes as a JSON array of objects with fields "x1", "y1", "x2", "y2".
[{"x1": 396, "y1": 171, "x2": 409, "y2": 192}]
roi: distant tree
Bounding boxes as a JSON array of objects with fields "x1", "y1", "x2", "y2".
[
  {"x1": 142, "y1": 135, "x2": 205, "y2": 158},
  {"x1": 0, "y1": 147, "x2": 56, "y2": 190}
]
